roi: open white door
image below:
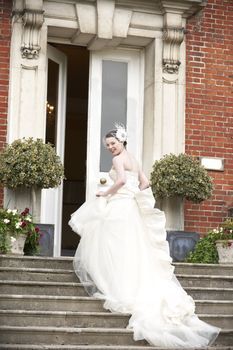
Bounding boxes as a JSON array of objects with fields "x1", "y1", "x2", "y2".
[
  {"x1": 41, "y1": 44, "x2": 67, "y2": 257},
  {"x1": 87, "y1": 48, "x2": 144, "y2": 200}
]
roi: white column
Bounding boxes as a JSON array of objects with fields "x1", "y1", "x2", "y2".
[
  {"x1": 7, "y1": 19, "x2": 47, "y2": 142},
  {"x1": 5, "y1": 10, "x2": 48, "y2": 213}
]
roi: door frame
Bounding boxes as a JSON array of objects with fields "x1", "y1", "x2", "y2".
[{"x1": 40, "y1": 44, "x2": 67, "y2": 257}]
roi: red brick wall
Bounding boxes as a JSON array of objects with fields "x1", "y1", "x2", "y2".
[
  {"x1": 0, "y1": 0, "x2": 12, "y2": 206},
  {"x1": 185, "y1": 0, "x2": 233, "y2": 234}
]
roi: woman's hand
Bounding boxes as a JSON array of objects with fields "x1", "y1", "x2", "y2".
[{"x1": 96, "y1": 191, "x2": 107, "y2": 197}]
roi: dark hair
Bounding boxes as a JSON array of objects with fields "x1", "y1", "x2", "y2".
[{"x1": 105, "y1": 130, "x2": 127, "y2": 147}]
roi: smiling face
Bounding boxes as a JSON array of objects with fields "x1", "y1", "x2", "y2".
[{"x1": 105, "y1": 136, "x2": 124, "y2": 156}]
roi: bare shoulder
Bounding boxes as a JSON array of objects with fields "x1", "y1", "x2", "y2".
[{"x1": 112, "y1": 154, "x2": 124, "y2": 166}]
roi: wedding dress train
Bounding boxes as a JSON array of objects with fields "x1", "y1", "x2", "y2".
[{"x1": 69, "y1": 169, "x2": 220, "y2": 348}]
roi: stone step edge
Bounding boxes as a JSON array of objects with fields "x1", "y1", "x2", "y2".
[
  {"x1": 1, "y1": 309, "x2": 233, "y2": 319},
  {"x1": 1, "y1": 266, "x2": 233, "y2": 280},
  {"x1": 0, "y1": 325, "x2": 232, "y2": 334},
  {"x1": 1, "y1": 256, "x2": 233, "y2": 268},
  {"x1": 0, "y1": 310, "x2": 128, "y2": 317},
  {"x1": 0, "y1": 280, "x2": 233, "y2": 292},
  {"x1": 174, "y1": 262, "x2": 233, "y2": 268},
  {"x1": 0, "y1": 346, "x2": 231, "y2": 350},
  {"x1": 0, "y1": 255, "x2": 73, "y2": 262},
  {"x1": 0, "y1": 267, "x2": 74, "y2": 274},
  {"x1": 1, "y1": 294, "x2": 233, "y2": 304}
]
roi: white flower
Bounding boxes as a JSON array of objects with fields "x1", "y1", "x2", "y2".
[
  {"x1": 3, "y1": 219, "x2": 10, "y2": 224},
  {"x1": 10, "y1": 237, "x2": 16, "y2": 243},
  {"x1": 213, "y1": 229, "x2": 218, "y2": 233},
  {"x1": 25, "y1": 216, "x2": 32, "y2": 222},
  {"x1": 12, "y1": 209, "x2": 18, "y2": 215},
  {"x1": 7, "y1": 209, "x2": 12, "y2": 213},
  {"x1": 15, "y1": 222, "x2": 21, "y2": 229},
  {"x1": 115, "y1": 123, "x2": 127, "y2": 142}
]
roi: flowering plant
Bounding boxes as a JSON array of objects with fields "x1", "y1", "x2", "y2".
[
  {"x1": 0, "y1": 207, "x2": 41, "y2": 255},
  {"x1": 186, "y1": 218, "x2": 233, "y2": 264},
  {"x1": 208, "y1": 219, "x2": 233, "y2": 246}
]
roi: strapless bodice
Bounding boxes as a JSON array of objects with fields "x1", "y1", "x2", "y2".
[{"x1": 109, "y1": 168, "x2": 139, "y2": 193}]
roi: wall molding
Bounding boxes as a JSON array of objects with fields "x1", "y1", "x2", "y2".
[{"x1": 162, "y1": 27, "x2": 184, "y2": 74}]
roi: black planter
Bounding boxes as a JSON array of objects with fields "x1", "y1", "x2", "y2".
[
  {"x1": 36, "y1": 223, "x2": 54, "y2": 256},
  {"x1": 166, "y1": 231, "x2": 200, "y2": 262}
]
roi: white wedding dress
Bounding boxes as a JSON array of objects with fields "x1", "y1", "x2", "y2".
[{"x1": 69, "y1": 169, "x2": 220, "y2": 348}]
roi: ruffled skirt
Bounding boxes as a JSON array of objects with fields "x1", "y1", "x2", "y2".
[{"x1": 69, "y1": 188, "x2": 220, "y2": 347}]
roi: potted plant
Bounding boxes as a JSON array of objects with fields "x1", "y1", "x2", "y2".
[
  {"x1": 150, "y1": 153, "x2": 213, "y2": 261},
  {"x1": 186, "y1": 218, "x2": 233, "y2": 264},
  {"x1": 0, "y1": 138, "x2": 65, "y2": 222},
  {"x1": 0, "y1": 207, "x2": 41, "y2": 255},
  {"x1": 150, "y1": 153, "x2": 213, "y2": 204}
]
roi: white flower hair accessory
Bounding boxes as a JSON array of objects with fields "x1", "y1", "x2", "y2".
[{"x1": 115, "y1": 123, "x2": 127, "y2": 143}]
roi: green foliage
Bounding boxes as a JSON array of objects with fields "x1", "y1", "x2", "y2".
[
  {"x1": 0, "y1": 138, "x2": 65, "y2": 189},
  {"x1": 150, "y1": 153, "x2": 213, "y2": 203},
  {"x1": 186, "y1": 235, "x2": 219, "y2": 264},
  {"x1": 0, "y1": 207, "x2": 41, "y2": 255},
  {"x1": 186, "y1": 218, "x2": 233, "y2": 264}
]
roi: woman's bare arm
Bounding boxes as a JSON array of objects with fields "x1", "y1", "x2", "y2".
[
  {"x1": 138, "y1": 169, "x2": 150, "y2": 191},
  {"x1": 96, "y1": 156, "x2": 126, "y2": 197}
]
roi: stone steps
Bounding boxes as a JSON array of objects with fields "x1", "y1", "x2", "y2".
[
  {"x1": 0, "y1": 267, "x2": 76, "y2": 282},
  {"x1": 1, "y1": 255, "x2": 233, "y2": 276},
  {"x1": 0, "y1": 326, "x2": 232, "y2": 346},
  {"x1": 185, "y1": 287, "x2": 233, "y2": 300},
  {"x1": 0, "y1": 346, "x2": 230, "y2": 350},
  {"x1": 177, "y1": 274, "x2": 233, "y2": 288},
  {"x1": 174, "y1": 262, "x2": 233, "y2": 276},
  {"x1": 1, "y1": 279, "x2": 232, "y2": 297},
  {"x1": 1, "y1": 267, "x2": 233, "y2": 289},
  {"x1": 0, "y1": 326, "x2": 146, "y2": 346},
  {"x1": 0, "y1": 309, "x2": 232, "y2": 328},
  {"x1": 0, "y1": 256, "x2": 233, "y2": 348},
  {"x1": 1, "y1": 294, "x2": 233, "y2": 314},
  {"x1": 0, "y1": 255, "x2": 74, "y2": 269},
  {"x1": 0, "y1": 295, "x2": 105, "y2": 312}
]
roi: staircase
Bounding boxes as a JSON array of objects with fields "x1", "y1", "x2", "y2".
[{"x1": 0, "y1": 255, "x2": 232, "y2": 350}]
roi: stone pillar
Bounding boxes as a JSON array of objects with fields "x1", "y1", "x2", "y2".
[
  {"x1": 5, "y1": 0, "x2": 48, "y2": 218},
  {"x1": 143, "y1": 4, "x2": 187, "y2": 230},
  {"x1": 8, "y1": 0, "x2": 47, "y2": 142}
]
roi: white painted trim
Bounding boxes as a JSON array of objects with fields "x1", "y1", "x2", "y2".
[{"x1": 40, "y1": 44, "x2": 67, "y2": 257}]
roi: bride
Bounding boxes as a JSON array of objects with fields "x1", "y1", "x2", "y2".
[{"x1": 69, "y1": 124, "x2": 220, "y2": 348}]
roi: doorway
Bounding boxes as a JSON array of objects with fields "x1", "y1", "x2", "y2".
[
  {"x1": 46, "y1": 44, "x2": 89, "y2": 256},
  {"x1": 45, "y1": 44, "x2": 144, "y2": 256}
]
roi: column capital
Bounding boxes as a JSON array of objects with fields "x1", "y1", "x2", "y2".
[
  {"x1": 13, "y1": 0, "x2": 44, "y2": 59},
  {"x1": 159, "y1": 0, "x2": 207, "y2": 74}
]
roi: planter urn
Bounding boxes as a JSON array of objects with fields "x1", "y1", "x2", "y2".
[{"x1": 215, "y1": 240, "x2": 233, "y2": 264}]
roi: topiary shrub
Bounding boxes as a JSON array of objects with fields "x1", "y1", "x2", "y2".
[
  {"x1": 0, "y1": 138, "x2": 65, "y2": 189},
  {"x1": 150, "y1": 153, "x2": 213, "y2": 203},
  {"x1": 0, "y1": 138, "x2": 65, "y2": 222}
]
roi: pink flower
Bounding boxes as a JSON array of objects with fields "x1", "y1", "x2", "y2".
[
  {"x1": 21, "y1": 208, "x2": 30, "y2": 216},
  {"x1": 21, "y1": 221, "x2": 27, "y2": 228},
  {"x1": 227, "y1": 241, "x2": 232, "y2": 247}
]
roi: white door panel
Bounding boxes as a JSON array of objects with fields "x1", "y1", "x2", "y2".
[{"x1": 87, "y1": 48, "x2": 144, "y2": 200}]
